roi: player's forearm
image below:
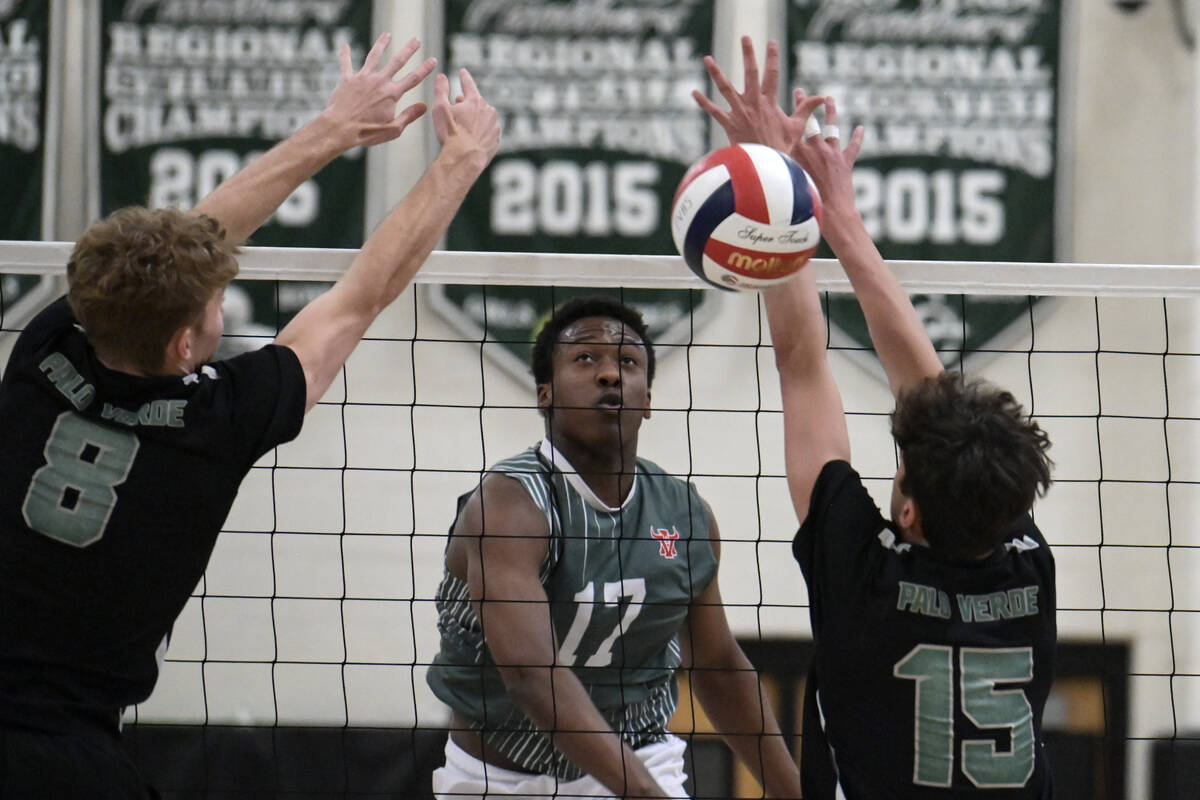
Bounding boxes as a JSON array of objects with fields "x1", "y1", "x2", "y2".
[
  {"x1": 194, "y1": 111, "x2": 354, "y2": 244},
  {"x1": 762, "y1": 267, "x2": 829, "y2": 380},
  {"x1": 338, "y1": 137, "x2": 489, "y2": 317},
  {"x1": 820, "y1": 198, "x2": 943, "y2": 396},
  {"x1": 692, "y1": 667, "x2": 802, "y2": 798},
  {"x1": 500, "y1": 664, "x2": 669, "y2": 799}
]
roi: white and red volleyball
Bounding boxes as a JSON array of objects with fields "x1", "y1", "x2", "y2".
[{"x1": 670, "y1": 143, "x2": 821, "y2": 291}]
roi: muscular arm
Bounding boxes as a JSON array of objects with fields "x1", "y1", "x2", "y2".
[
  {"x1": 696, "y1": 35, "x2": 941, "y2": 401},
  {"x1": 763, "y1": 269, "x2": 851, "y2": 523},
  {"x1": 681, "y1": 508, "x2": 802, "y2": 799},
  {"x1": 452, "y1": 473, "x2": 670, "y2": 800},
  {"x1": 274, "y1": 69, "x2": 499, "y2": 412},
  {"x1": 693, "y1": 37, "x2": 850, "y2": 521},
  {"x1": 196, "y1": 34, "x2": 434, "y2": 244},
  {"x1": 787, "y1": 95, "x2": 944, "y2": 399}
]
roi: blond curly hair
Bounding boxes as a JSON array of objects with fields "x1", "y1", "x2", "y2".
[{"x1": 67, "y1": 207, "x2": 240, "y2": 374}]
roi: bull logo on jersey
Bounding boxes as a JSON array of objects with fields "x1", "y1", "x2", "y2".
[{"x1": 651, "y1": 526, "x2": 680, "y2": 559}]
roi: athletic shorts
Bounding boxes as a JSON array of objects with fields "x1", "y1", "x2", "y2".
[{"x1": 432, "y1": 734, "x2": 689, "y2": 800}]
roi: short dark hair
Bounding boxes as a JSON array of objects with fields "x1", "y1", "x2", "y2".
[
  {"x1": 531, "y1": 296, "x2": 656, "y2": 386},
  {"x1": 891, "y1": 372, "x2": 1052, "y2": 561}
]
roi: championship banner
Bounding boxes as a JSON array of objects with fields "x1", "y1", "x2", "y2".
[
  {"x1": 0, "y1": 0, "x2": 54, "y2": 328},
  {"x1": 432, "y1": 0, "x2": 715, "y2": 380},
  {"x1": 0, "y1": 0, "x2": 49, "y2": 242},
  {"x1": 787, "y1": 0, "x2": 1060, "y2": 361},
  {"x1": 94, "y1": 1, "x2": 372, "y2": 341}
]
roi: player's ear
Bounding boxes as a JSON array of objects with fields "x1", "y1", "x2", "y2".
[
  {"x1": 643, "y1": 390, "x2": 652, "y2": 420},
  {"x1": 165, "y1": 324, "x2": 193, "y2": 373},
  {"x1": 897, "y1": 497, "x2": 921, "y2": 534},
  {"x1": 536, "y1": 382, "x2": 552, "y2": 416}
]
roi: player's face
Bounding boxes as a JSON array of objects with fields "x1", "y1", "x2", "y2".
[
  {"x1": 538, "y1": 316, "x2": 652, "y2": 446},
  {"x1": 190, "y1": 288, "x2": 225, "y2": 367}
]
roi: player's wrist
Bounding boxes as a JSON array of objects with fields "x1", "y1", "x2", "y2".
[
  {"x1": 437, "y1": 135, "x2": 493, "y2": 176},
  {"x1": 309, "y1": 108, "x2": 364, "y2": 155}
]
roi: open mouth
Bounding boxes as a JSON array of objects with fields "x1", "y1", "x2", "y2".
[{"x1": 596, "y1": 392, "x2": 623, "y2": 410}]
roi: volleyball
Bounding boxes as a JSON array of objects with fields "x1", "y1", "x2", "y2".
[{"x1": 670, "y1": 143, "x2": 821, "y2": 291}]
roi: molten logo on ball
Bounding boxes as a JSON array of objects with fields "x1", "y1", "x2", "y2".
[{"x1": 671, "y1": 143, "x2": 822, "y2": 291}]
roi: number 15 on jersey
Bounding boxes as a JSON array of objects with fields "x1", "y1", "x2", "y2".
[{"x1": 894, "y1": 644, "x2": 1036, "y2": 789}]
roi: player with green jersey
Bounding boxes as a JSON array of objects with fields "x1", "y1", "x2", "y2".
[{"x1": 427, "y1": 297, "x2": 803, "y2": 799}]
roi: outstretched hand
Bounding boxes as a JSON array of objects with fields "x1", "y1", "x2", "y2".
[
  {"x1": 786, "y1": 91, "x2": 864, "y2": 214},
  {"x1": 692, "y1": 36, "x2": 866, "y2": 213},
  {"x1": 693, "y1": 36, "x2": 792, "y2": 150},
  {"x1": 324, "y1": 33, "x2": 437, "y2": 149},
  {"x1": 432, "y1": 68, "x2": 501, "y2": 167}
]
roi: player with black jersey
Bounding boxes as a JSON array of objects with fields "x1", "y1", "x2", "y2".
[
  {"x1": 0, "y1": 36, "x2": 499, "y2": 798},
  {"x1": 695, "y1": 40, "x2": 1056, "y2": 798}
]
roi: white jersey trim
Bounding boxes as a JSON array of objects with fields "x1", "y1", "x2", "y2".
[
  {"x1": 877, "y1": 528, "x2": 912, "y2": 554},
  {"x1": 1005, "y1": 534, "x2": 1041, "y2": 553}
]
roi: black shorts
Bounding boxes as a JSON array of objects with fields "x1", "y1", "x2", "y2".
[{"x1": 0, "y1": 723, "x2": 157, "y2": 800}]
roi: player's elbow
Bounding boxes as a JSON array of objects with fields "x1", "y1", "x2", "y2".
[
  {"x1": 772, "y1": 339, "x2": 827, "y2": 382},
  {"x1": 496, "y1": 662, "x2": 555, "y2": 711}
]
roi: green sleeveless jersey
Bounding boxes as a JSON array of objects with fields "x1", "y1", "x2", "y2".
[{"x1": 427, "y1": 440, "x2": 718, "y2": 779}]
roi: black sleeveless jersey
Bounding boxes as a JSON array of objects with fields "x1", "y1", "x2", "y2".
[
  {"x1": 794, "y1": 461, "x2": 1056, "y2": 799},
  {"x1": 0, "y1": 298, "x2": 305, "y2": 729}
]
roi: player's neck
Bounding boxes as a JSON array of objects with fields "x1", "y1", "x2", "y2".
[
  {"x1": 544, "y1": 432, "x2": 638, "y2": 507},
  {"x1": 899, "y1": 525, "x2": 995, "y2": 561},
  {"x1": 898, "y1": 526, "x2": 929, "y2": 548},
  {"x1": 94, "y1": 342, "x2": 184, "y2": 378},
  {"x1": 95, "y1": 351, "x2": 149, "y2": 377}
]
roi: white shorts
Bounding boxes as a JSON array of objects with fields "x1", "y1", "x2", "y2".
[{"x1": 431, "y1": 734, "x2": 689, "y2": 800}]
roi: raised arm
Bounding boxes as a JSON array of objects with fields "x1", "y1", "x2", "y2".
[
  {"x1": 458, "y1": 475, "x2": 671, "y2": 800},
  {"x1": 763, "y1": 268, "x2": 851, "y2": 523},
  {"x1": 681, "y1": 508, "x2": 803, "y2": 798},
  {"x1": 275, "y1": 69, "x2": 499, "y2": 412},
  {"x1": 787, "y1": 94, "x2": 943, "y2": 398},
  {"x1": 195, "y1": 34, "x2": 435, "y2": 243},
  {"x1": 694, "y1": 37, "x2": 850, "y2": 520}
]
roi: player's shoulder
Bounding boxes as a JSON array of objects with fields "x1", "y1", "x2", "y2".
[
  {"x1": 21, "y1": 295, "x2": 74, "y2": 337},
  {"x1": 634, "y1": 455, "x2": 695, "y2": 494},
  {"x1": 7, "y1": 296, "x2": 78, "y2": 367},
  {"x1": 479, "y1": 445, "x2": 553, "y2": 512},
  {"x1": 807, "y1": 460, "x2": 881, "y2": 523},
  {"x1": 814, "y1": 459, "x2": 864, "y2": 493},
  {"x1": 187, "y1": 344, "x2": 305, "y2": 413},
  {"x1": 998, "y1": 514, "x2": 1055, "y2": 563},
  {"x1": 455, "y1": 456, "x2": 552, "y2": 537},
  {"x1": 206, "y1": 342, "x2": 302, "y2": 384},
  {"x1": 489, "y1": 444, "x2": 545, "y2": 476}
]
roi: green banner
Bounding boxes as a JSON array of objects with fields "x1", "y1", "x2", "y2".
[
  {"x1": 435, "y1": 0, "x2": 715, "y2": 377},
  {"x1": 95, "y1": 0, "x2": 372, "y2": 346},
  {"x1": 787, "y1": 0, "x2": 1059, "y2": 362},
  {"x1": 96, "y1": 0, "x2": 371, "y2": 249},
  {"x1": 0, "y1": 0, "x2": 48, "y2": 241}
]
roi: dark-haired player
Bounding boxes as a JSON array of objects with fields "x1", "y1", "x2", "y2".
[
  {"x1": 427, "y1": 296, "x2": 803, "y2": 799},
  {"x1": 0, "y1": 35, "x2": 499, "y2": 797},
  {"x1": 695, "y1": 39, "x2": 1056, "y2": 798}
]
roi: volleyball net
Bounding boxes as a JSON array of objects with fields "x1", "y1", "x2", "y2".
[{"x1": 2, "y1": 244, "x2": 1198, "y2": 799}]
